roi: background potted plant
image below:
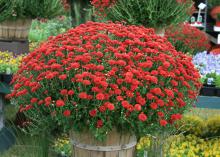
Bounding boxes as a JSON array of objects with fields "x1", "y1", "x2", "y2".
[
  {"x1": 202, "y1": 73, "x2": 217, "y2": 96},
  {"x1": 0, "y1": 51, "x2": 24, "y2": 84},
  {"x1": 215, "y1": 75, "x2": 220, "y2": 97},
  {"x1": 165, "y1": 23, "x2": 211, "y2": 55},
  {"x1": 209, "y1": 0, "x2": 220, "y2": 31},
  {"x1": 7, "y1": 22, "x2": 201, "y2": 157},
  {"x1": 91, "y1": 0, "x2": 194, "y2": 36},
  {"x1": 0, "y1": 0, "x2": 65, "y2": 40},
  {"x1": 66, "y1": 0, "x2": 93, "y2": 27}
]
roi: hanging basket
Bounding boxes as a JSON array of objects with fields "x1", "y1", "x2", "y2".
[
  {"x1": 0, "y1": 19, "x2": 32, "y2": 41},
  {"x1": 70, "y1": 129, "x2": 137, "y2": 157}
]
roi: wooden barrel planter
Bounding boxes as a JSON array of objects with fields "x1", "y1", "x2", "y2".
[
  {"x1": 70, "y1": 129, "x2": 137, "y2": 157},
  {"x1": 0, "y1": 19, "x2": 32, "y2": 40}
]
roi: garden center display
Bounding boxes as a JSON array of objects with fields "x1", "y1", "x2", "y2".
[
  {"x1": 165, "y1": 23, "x2": 210, "y2": 55},
  {"x1": 0, "y1": 0, "x2": 65, "y2": 40},
  {"x1": 7, "y1": 22, "x2": 201, "y2": 157},
  {"x1": 91, "y1": 0, "x2": 194, "y2": 36},
  {"x1": 209, "y1": 0, "x2": 220, "y2": 31}
]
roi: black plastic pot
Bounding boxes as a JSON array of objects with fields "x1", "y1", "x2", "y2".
[
  {"x1": 2, "y1": 74, "x2": 13, "y2": 84},
  {"x1": 0, "y1": 74, "x2": 3, "y2": 82},
  {"x1": 201, "y1": 87, "x2": 216, "y2": 96},
  {"x1": 57, "y1": 154, "x2": 68, "y2": 157}
]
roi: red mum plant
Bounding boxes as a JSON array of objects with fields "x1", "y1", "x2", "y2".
[
  {"x1": 7, "y1": 22, "x2": 201, "y2": 139},
  {"x1": 165, "y1": 23, "x2": 211, "y2": 55}
]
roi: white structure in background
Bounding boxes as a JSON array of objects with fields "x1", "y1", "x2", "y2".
[{"x1": 191, "y1": 3, "x2": 207, "y2": 28}]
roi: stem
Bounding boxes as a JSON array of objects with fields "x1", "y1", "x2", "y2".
[
  {"x1": 69, "y1": 0, "x2": 91, "y2": 27},
  {"x1": 41, "y1": 131, "x2": 50, "y2": 157}
]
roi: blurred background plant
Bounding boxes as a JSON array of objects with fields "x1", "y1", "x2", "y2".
[
  {"x1": 67, "y1": 0, "x2": 93, "y2": 27},
  {"x1": 53, "y1": 136, "x2": 71, "y2": 157},
  {"x1": 165, "y1": 23, "x2": 211, "y2": 55},
  {"x1": 0, "y1": 51, "x2": 25, "y2": 74},
  {"x1": 193, "y1": 51, "x2": 220, "y2": 76},
  {"x1": 0, "y1": 0, "x2": 66, "y2": 22},
  {"x1": 91, "y1": 0, "x2": 193, "y2": 31},
  {"x1": 29, "y1": 16, "x2": 72, "y2": 42}
]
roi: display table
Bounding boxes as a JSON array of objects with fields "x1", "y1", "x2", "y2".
[
  {"x1": 0, "y1": 40, "x2": 29, "y2": 54},
  {"x1": 196, "y1": 96, "x2": 220, "y2": 109}
]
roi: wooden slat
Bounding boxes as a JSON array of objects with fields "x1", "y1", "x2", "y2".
[{"x1": 71, "y1": 129, "x2": 136, "y2": 157}]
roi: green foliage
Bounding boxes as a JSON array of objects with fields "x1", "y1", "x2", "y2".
[
  {"x1": 177, "y1": 115, "x2": 205, "y2": 136},
  {"x1": 205, "y1": 72, "x2": 217, "y2": 85},
  {"x1": 0, "y1": 0, "x2": 65, "y2": 22},
  {"x1": 22, "y1": 0, "x2": 65, "y2": 19},
  {"x1": 0, "y1": 0, "x2": 14, "y2": 22},
  {"x1": 29, "y1": 16, "x2": 72, "y2": 42},
  {"x1": 97, "y1": 0, "x2": 193, "y2": 29},
  {"x1": 69, "y1": 0, "x2": 93, "y2": 26},
  {"x1": 215, "y1": 75, "x2": 220, "y2": 87},
  {"x1": 209, "y1": 0, "x2": 220, "y2": 7}
]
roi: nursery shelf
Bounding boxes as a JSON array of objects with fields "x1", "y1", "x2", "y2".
[{"x1": 206, "y1": 33, "x2": 220, "y2": 45}]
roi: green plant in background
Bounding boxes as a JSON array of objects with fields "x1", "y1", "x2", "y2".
[
  {"x1": 205, "y1": 72, "x2": 217, "y2": 86},
  {"x1": 0, "y1": 0, "x2": 65, "y2": 22},
  {"x1": 91, "y1": 0, "x2": 193, "y2": 30},
  {"x1": 200, "y1": 76, "x2": 207, "y2": 85},
  {"x1": 68, "y1": 0, "x2": 93, "y2": 27},
  {"x1": 205, "y1": 116, "x2": 220, "y2": 138},
  {"x1": 209, "y1": 0, "x2": 220, "y2": 7},
  {"x1": 0, "y1": 51, "x2": 25, "y2": 74},
  {"x1": 165, "y1": 23, "x2": 211, "y2": 55},
  {"x1": 29, "y1": 16, "x2": 72, "y2": 42},
  {"x1": 176, "y1": 115, "x2": 205, "y2": 136},
  {"x1": 53, "y1": 136, "x2": 71, "y2": 157},
  {"x1": 215, "y1": 75, "x2": 220, "y2": 87}
]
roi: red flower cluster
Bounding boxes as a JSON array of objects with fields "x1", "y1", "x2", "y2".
[
  {"x1": 61, "y1": 0, "x2": 70, "y2": 10},
  {"x1": 165, "y1": 23, "x2": 210, "y2": 55},
  {"x1": 91, "y1": 0, "x2": 116, "y2": 9},
  {"x1": 7, "y1": 22, "x2": 201, "y2": 136}
]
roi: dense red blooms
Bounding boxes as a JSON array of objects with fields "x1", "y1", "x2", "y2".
[
  {"x1": 165, "y1": 23, "x2": 210, "y2": 54},
  {"x1": 8, "y1": 22, "x2": 201, "y2": 135}
]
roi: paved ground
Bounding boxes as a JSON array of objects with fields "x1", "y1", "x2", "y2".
[{"x1": 196, "y1": 96, "x2": 220, "y2": 109}]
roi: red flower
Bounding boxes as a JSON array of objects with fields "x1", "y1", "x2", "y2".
[
  {"x1": 89, "y1": 109, "x2": 97, "y2": 117},
  {"x1": 134, "y1": 104, "x2": 141, "y2": 111},
  {"x1": 160, "y1": 120, "x2": 168, "y2": 126},
  {"x1": 56, "y1": 99, "x2": 65, "y2": 107},
  {"x1": 30, "y1": 98, "x2": 38, "y2": 104},
  {"x1": 59, "y1": 74, "x2": 67, "y2": 80},
  {"x1": 79, "y1": 92, "x2": 88, "y2": 99},
  {"x1": 68, "y1": 90, "x2": 74, "y2": 96},
  {"x1": 96, "y1": 119, "x2": 103, "y2": 128},
  {"x1": 150, "y1": 103, "x2": 158, "y2": 110},
  {"x1": 45, "y1": 97, "x2": 52, "y2": 102},
  {"x1": 105, "y1": 102, "x2": 115, "y2": 111},
  {"x1": 99, "y1": 105, "x2": 106, "y2": 112},
  {"x1": 171, "y1": 113, "x2": 182, "y2": 121},
  {"x1": 63, "y1": 110, "x2": 71, "y2": 117},
  {"x1": 157, "y1": 112, "x2": 164, "y2": 117},
  {"x1": 60, "y1": 89, "x2": 68, "y2": 95},
  {"x1": 96, "y1": 93, "x2": 105, "y2": 100},
  {"x1": 138, "y1": 113, "x2": 147, "y2": 122}
]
